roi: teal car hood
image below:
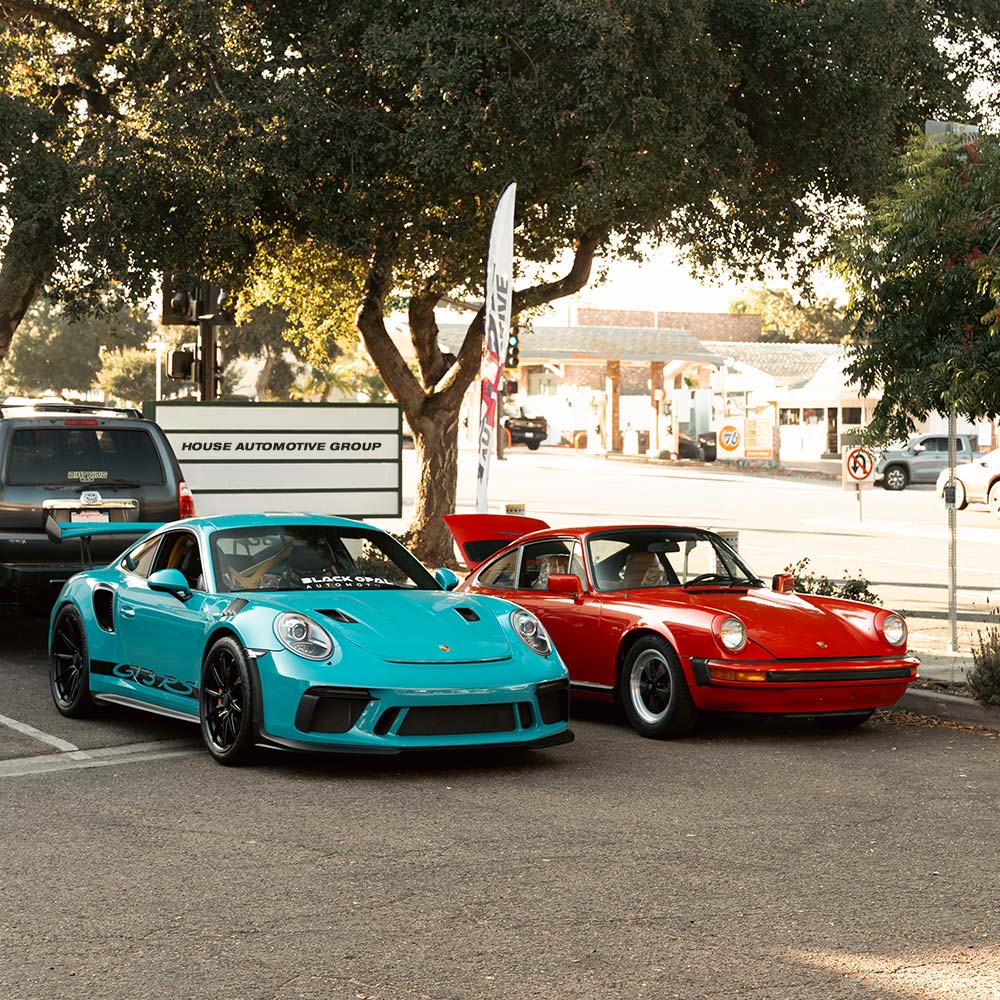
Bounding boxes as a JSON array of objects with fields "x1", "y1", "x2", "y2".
[{"x1": 263, "y1": 589, "x2": 513, "y2": 663}]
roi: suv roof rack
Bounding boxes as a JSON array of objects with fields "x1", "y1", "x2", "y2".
[{"x1": 0, "y1": 402, "x2": 144, "y2": 420}]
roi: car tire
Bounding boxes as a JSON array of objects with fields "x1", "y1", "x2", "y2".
[
  {"x1": 954, "y1": 479, "x2": 968, "y2": 510},
  {"x1": 200, "y1": 637, "x2": 258, "y2": 766},
  {"x1": 817, "y1": 709, "x2": 875, "y2": 730},
  {"x1": 883, "y1": 465, "x2": 908, "y2": 491},
  {"x1": 527, "y1": 440, "x2": 541, "y2": 450},
  {"x1": 49, "y1": 605, "x2": 99, "y2": 718},
  {"x1": 618, "y1": 636, "x2": 698, "y2": 739},
  {"x1": 989, "y1": 483, "x2": 1000, "y2": 520}
]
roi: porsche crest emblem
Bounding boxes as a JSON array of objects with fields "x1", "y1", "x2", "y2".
[
  {"x1": 439, "y1": 644, "x2": 450, "y2": 652},
  {"x1": 816, "y1": 641, "x2": 828, "y2": 649}
]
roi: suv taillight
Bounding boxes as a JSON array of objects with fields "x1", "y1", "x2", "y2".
[{"x1": 178, "y1": 481, "x2": 195, "y2": 518}]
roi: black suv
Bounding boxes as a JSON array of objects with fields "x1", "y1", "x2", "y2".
[
  {"x1": 0, "y1": 402, "x2": 192, "y2": 612},
  {"x1": 501, "y1": 407, "x2": 547, "y2": 450}
]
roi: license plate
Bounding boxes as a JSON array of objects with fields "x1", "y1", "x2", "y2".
[{"x1": 70, "y1": 511, "x2": 110, "y2": 523}]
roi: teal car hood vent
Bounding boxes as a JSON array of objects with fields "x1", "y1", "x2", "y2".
[
  {"x1": 318, "y1": 608, "x2": 359, "y2": 624},
  {"x1": 454, "y1": 607, "x2": 480, "y2": 622},
  {"x1": 268, "y1": 591, "x2": 512, "y2": 663}
]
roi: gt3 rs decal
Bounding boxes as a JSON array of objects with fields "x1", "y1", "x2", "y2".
[{"x1": 90, "y1": 659, "x2": 198, "y2": 699}]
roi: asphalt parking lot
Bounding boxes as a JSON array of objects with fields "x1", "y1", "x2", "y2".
[{"x1": 3, "y1": 616, "x2": 1000, "y2": 1000}]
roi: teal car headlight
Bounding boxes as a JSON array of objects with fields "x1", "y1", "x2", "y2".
[
  {"x1": 273, "y1": 613, "x2": 335, "y2": 660},
  {"x1": 510, "y1": 609, "x2": 552, "y2": 656}
]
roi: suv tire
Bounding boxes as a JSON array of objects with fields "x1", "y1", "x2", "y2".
[{"x1": 883, "y1": 465, "x2": 908, "y2": 491}]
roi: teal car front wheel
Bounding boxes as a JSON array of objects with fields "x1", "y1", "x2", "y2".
[{"x1": 200, "y1": 637, "x2": 257, "y2": 766}]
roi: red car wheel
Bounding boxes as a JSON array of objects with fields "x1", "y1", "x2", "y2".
[{"x1": 619, "y1": 636, "x2": 698, "y2": 739}]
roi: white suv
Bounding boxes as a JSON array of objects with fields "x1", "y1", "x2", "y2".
[{"x1": 935, "y1": 448, "x2": 1000, "y2": 515}]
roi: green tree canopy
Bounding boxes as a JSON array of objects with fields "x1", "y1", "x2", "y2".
[
  {"x1": 730, "y1": 288, "x2": 850, "y2": 343},
  {"x1": 3, "y1": 1, "x2": 999, "y2": 558},
  {"x1": 95, "y1": 346, "x2": 158, "y2": 406},
  {"x1": 839, "y1": 134, "x2": 1000, "y2": 444},
  {"x1": 0, "y1": 297, "x2": 152, "y2": 395}
]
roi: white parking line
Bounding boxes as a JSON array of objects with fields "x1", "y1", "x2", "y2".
[
  {"x1": 0, "y1": 739, "x2": 202, "y2": 778},
  {"x1": 0, "y1": 713, "x2": 91, "y2": 759}
]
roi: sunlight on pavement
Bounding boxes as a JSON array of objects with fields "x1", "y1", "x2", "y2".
[{"x1": 787, "y1": 946, "x2": 1000, "y2": 999}]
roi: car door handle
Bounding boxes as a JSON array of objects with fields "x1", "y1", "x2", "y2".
[{"x1": 120, "y1": 604, "x2": 136, "y2": 618}]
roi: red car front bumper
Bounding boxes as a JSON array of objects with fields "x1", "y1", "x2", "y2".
[{"x1": 688, "y1": 655, "x2": 919, "y2": 715}]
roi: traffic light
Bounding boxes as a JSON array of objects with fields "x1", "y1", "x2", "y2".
[
  {"x1": 167, "y1": 348, "x2": 195, "y2": 380},
  {"x1": 505, "y1": 330, "x2": 520, "y2": 368},
  {"x1": 161, "y1": 281, "x2": 199, "y2": 326}
]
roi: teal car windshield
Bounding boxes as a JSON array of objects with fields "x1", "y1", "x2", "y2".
[{"x1": 211, "y1": 524, "x2": 438, "y2": 593}]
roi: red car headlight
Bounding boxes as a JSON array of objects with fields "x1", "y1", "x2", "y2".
[
  {"x1": 879, "y1": 612, "x2": 907, "y2": 646},
  {"x1": 715, "y1": 616, "x2": 747, "y2": 653}
]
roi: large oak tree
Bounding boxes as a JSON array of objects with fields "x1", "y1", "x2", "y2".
[{"x1": 2, "y1": 1, "x2": 997, "y2": 560}]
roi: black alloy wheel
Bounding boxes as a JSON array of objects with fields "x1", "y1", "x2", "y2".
[
  {"x1": 618, "y1": 635, "x2": 698, "y2": 739},
  {"x1": 49, "y1": 606, "x2": 98, "y2": 718},
  {"x1": 200, "y1": 637, "x2": 256, "y2": 765}
]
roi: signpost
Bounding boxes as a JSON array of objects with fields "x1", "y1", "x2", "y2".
[{"x1": 842, "y1": 445, "x2": 875, "y2": 522}]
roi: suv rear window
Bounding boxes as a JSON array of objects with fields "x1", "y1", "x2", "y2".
[{"x1": 5, "y1": 427, "x2": 165, "y2": 486}]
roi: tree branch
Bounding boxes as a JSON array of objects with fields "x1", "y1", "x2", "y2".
[
  {"x1": 435, "y1": 224, "x2": 607, "y2": 410},
  {"x1": 0, "y1": 0, "x2": 108, "y2": 47},
  {"x1": 355, "y1": 246, "x2": 424, "y2": 413},
  {"x1": 408, "y1": 282, "x2": 453, "y2": 387},
  {"x1": 0, "y1": 220, "x2": 55, "y2": 364}
]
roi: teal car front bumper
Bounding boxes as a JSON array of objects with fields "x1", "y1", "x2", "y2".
[{"x1": 248, "y1": 648, "x2": 573, "y2": 755}]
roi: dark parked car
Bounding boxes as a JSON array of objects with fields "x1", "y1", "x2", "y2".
[
  {"x1": 501, "y1": 407, "x2": 547, "y2": 450},
  {"x1": 697, "y1": 431, "x2": 717, "y2": 462},
  {"x1": 0, "y1": 401, "x2": 192, "y2": 612}
]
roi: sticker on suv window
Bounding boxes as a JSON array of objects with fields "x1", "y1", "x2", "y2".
[{"x1": 67, "y1": 470, "x2": 109, "y2": 481}]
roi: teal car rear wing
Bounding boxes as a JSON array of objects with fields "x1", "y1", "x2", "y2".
[{"x1": 45, "y1": 516, "x2": 163, "y2": 568}]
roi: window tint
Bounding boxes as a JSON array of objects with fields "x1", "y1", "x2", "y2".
[
  {"x1": 518, "y1": 540, "x2": 575, "y2": 590},
  {"x1": 587, "y1": 529, "x2": 757, "y2": 591},
  {"x1": 210, "y1": 524, "x2": 437, "y2": 593},
  {"x1": 152, "y1": 531, "x2": 205, "y2": 590},
  {"x1": 6, "y1": 428, "x2": 164, "y2": 486},
  {"x1": 477, "y1": 550, "x2": 518, "y2": 589},
  {"x1": 122, "y1": 537, "x2": 160, "y2": 579}
]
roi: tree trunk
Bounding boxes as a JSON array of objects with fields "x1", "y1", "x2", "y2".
[
  {"x1": 406, "y1": 405, "x2": 461, "y2": 567},
  {"x1": 0, "y1": 220, "x2": 54, "y2": 365},
  {"x1": 255, "y1": 346, "x2": 276, "y2": 400}
]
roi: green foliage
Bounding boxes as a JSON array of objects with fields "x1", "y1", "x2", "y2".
[
  {"x1": 95, "y1": 348, "x2": 158, "y2": 406},
  {"x1": 0, "y1": 298, "x2": 152, "y2": 395},
  {"x1": 838, "y1": 134, "x2": 1000, "y2": 444},
  {"x1": 969, "y1": 609, "x2": 1000, "y2": 707},
  {"x1": 730, "y1": 288, "x2": 850, "y2": 344},
  {"x1": 784, "y1": 557, "x2": 881, "y2": 606}
]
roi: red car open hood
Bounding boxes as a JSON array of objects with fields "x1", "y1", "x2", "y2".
[
  {"x1": 665, "y1": 588, "x2": 893, "y2": 659},
  {"x1": 444, "y1": 513, "x2": 550, "y2": 569}
]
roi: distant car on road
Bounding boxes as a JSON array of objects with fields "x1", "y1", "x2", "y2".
[
  {"x1": 935, "y1": 447, "x2": 1000, "y2": 515},
  {"x1": 446, "y1": 515, "x2": 916, "y2": 738},
  {"x1": 501, "y1": 407, "x2": 547, "y2": 450},
  {"x1": 0, "y1": 401, "x2": 192, "y2": 613},
  {"x1": 48, "y1": 514, "x2": 573, "y2": 764},
  {"x1": 875, "y1": 433, "x2": 976, "y2": 491}
]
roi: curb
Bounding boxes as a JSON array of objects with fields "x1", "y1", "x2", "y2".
[{"x1": 892, "y1": 687, "x2": 1000, "y2": 729}]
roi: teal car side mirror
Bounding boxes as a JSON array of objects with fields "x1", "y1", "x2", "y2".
[
  {"x1": 434, "y1": 567, "x2": 460, "y2": 591},
  {"x1": 147, "y1": 568, "x2": 192, "y2": 601}
]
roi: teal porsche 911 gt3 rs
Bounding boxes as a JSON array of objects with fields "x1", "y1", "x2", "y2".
[{"x1": 47, "y1": 513, "x2": 573, "y2": 765}]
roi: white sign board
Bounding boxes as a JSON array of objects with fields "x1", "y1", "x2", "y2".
[
  {"x1": 147, "y1": 402, "x2": 402, "y2": 517},
  {"x1": 842, "y1": 446, "x2": 875, "y2": 490}
]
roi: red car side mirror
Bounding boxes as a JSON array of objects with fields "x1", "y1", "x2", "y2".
[
  {"x1": 548, "y1": 573, "x2": 582, "y2": 595},
  {"x1": 772, "y1": 573, "x2": 795, "y2": 594}
]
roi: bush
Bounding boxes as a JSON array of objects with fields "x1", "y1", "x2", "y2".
[
  {"x1": 784, "y1": 557, "x2": 881, "y2": 605},
  {"x1": 969, "y1": 608, "x2": 1000, "y2": 706}
]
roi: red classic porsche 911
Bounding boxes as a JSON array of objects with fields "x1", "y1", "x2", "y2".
[{"x1": 445, "y1": 515, "x2": 918, "y2": 738}]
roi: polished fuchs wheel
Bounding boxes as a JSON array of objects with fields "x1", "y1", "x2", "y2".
[
  {"x1": 883, "y1": 466, "x2": 907, "y2": 491},
  {"x1": 50, "y1": 606, "x2": 98, "y2": 718},
  {"x1": 200, "y1": 637, "x2": 256, "y2": 765},
  {"x1": 619, "y1": 636, "x2": 698, "y2": 739}
]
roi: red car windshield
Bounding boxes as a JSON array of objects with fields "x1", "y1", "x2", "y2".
[{"x1": 586, "y1": 528, "x2": 760, "y2": 591}]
